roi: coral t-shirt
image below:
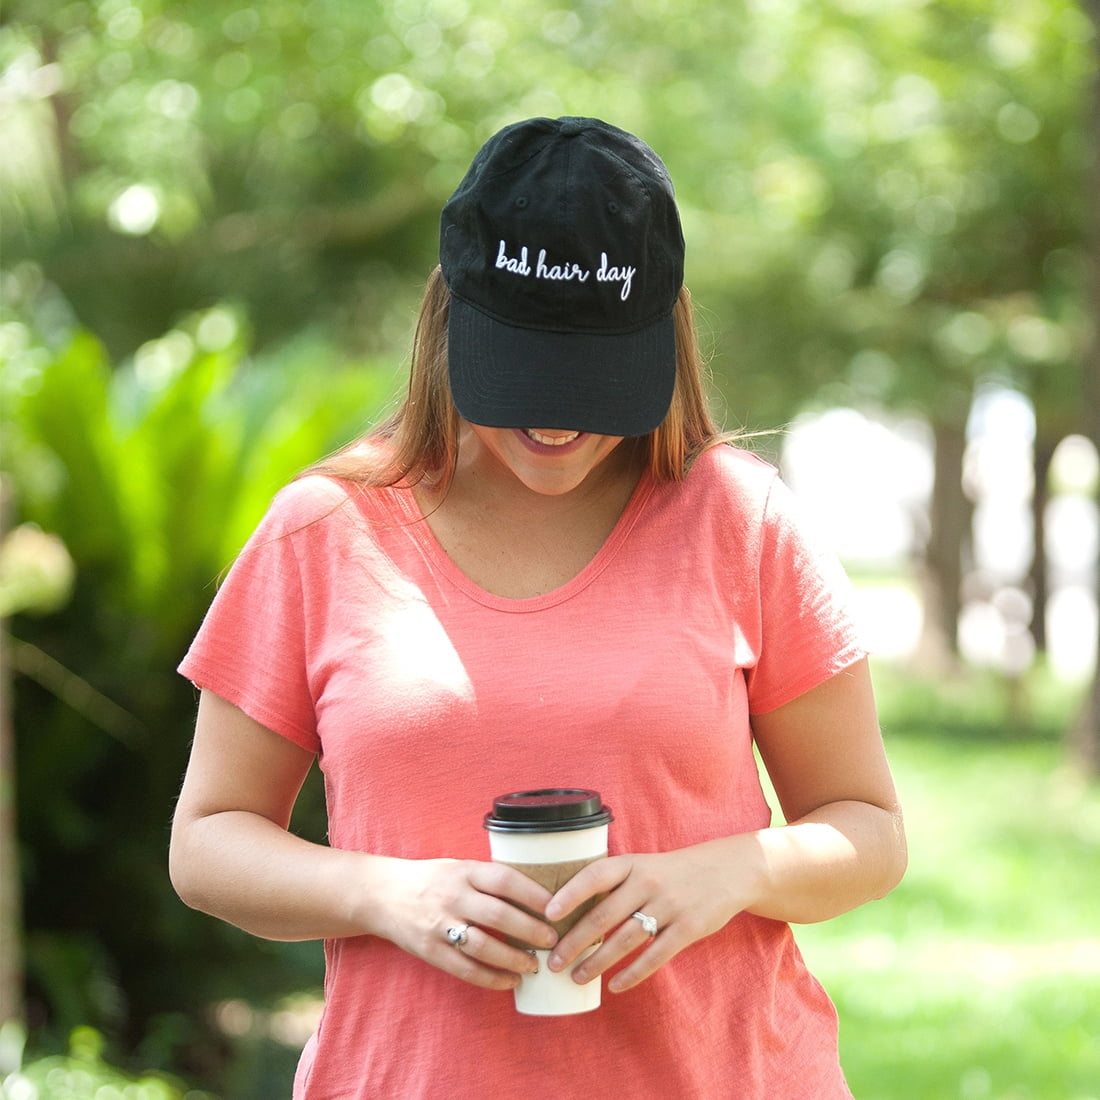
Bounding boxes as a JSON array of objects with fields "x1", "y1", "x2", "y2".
[{"x1": 179, "y1": 443, "x2": 864, "y2": 1099}]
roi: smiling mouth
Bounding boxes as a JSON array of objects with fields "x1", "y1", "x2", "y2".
[{"x1": 525, "y1": 430, "x2": 580, "y2": 446}]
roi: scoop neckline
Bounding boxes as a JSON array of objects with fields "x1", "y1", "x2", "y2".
[{"x1": 388, "y1": 469, "x2": 656, "y2": 612}]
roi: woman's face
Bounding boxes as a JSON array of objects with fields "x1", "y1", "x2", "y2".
[{"x1": 460, "y1": 423, "x2": 628, "y2": 497}]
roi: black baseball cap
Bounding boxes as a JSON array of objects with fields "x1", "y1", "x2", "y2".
[{"x1": 439, "y1": 116, "x2": 685, "y2": 437}]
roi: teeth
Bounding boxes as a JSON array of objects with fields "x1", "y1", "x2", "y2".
[{"x1": 526, "y1": 430, "x2": 579, "y2": 446}]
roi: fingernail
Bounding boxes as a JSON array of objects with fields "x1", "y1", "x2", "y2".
[{"x1": 548, "y1": 953, "x2": 563, "y2": 972}]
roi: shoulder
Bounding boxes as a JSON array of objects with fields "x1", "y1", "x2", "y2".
[
  {"x1": 637, "y1": 444, "x2": 783, "y2": 556},
  {"x1": 262, "y1": 475, "x2": 358, "y2": 535},
  {"x1": 694, "y1": 441, "x2": 777, "y2": 479},
  {"x1": 657, "y1": 443, "x2": 832, "y2": 557},
  {"x1": 260, "y1": 436, "x2": 401, "y2": 528},
  {"x1": 254, "y1": 468, "x2": 401, "y2": 550},
  {"x1": 679, "y1": 442, "x2": 780, "y2": 509}
]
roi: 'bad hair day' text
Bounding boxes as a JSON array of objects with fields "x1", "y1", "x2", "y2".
[{"x1": 495, "y1": 240, "x2": 636, "y2": 301}]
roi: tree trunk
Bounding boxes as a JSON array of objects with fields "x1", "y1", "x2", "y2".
[
  {"x1": 1029, "y1": 433, "x2": 1057, "y2": 654},
  {"x1": 0, "y1": 480, "x2": 23, "y2": 1038},
  {"x1": 915, "y1": 416, "x2": 972, "y2": 672},
  {"x1": 1070, "y1": 0, "x2": 1100, "y2": 778}
]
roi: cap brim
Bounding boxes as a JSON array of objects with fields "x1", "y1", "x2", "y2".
[{"x1": 447, "y1": 298, "x2": 676, "y2": 437}]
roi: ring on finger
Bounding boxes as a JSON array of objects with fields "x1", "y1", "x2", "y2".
[
  {"x1": 631, "y1": 911, "x2": 659, "y2": 937},
  {"x1": 446, "y1": 924, "x2": 470, "y2": 948}
]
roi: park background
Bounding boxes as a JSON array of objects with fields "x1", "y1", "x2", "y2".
[{"x1": 1, "y1": 0, "x2": 1099, "y2": 1097}]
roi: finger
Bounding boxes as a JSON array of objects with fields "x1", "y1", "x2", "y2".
[
  {"x1": 458, "y1": 925, "x2": 543, "y2": 976},
  {"x1": 437, "y1": 924, "x2": 538, "y2": 990},
  {"x1": 465, "y1": 862, "x2": 559, "y2": 949},
  {"x1": 604, "y1": 923, "x2": 684, "y2": 993},
  {"x1": 553, "y1": 904, "x2": 661, "y2": 980},
  {"x1": 472, "y1": 861, "x2": 556, "y2": 914},
  {"x1": 565, "y1": 906, "x2": 679, "y2": 990},
  {"x1": 544, "y1": 857, "x2": 627, "y2": 924},
  {"x1": 471, "y1": 891, "x2": 558, "y2": 951},
  {"x1": 545, "y1": 862, "x2": 646, "y2": 959}
]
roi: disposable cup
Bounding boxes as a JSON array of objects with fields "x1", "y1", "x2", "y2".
[{"x1": 484, "y1": 788, "x2": 612, "y2": 1016}]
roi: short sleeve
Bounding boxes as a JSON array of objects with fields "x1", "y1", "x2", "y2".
[
  {"x1": 744, "y1": 474, "x2": 866, "y2": 714},
  {"x1": 178, "y1": 481, "x2": 334, "y2": 753}
]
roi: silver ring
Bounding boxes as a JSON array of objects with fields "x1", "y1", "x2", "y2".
[
  {"x1": 631, "y1": 911, "x2": 659, "y2": 937},
  {"x1": 446, "y1": 924, "x2": 470, "y2": 948}
]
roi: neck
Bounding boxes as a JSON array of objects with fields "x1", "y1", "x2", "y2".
[{"x1": 462, "y1": 432, "x2": 643, "y2": 512}]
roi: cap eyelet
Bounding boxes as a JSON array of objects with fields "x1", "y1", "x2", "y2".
[
  {"x1": 607, "y1": 200, "x2": 620, "y2": 214},
  {"x1": 515, "y1": 196, "x2": 529, "y2": 208}
]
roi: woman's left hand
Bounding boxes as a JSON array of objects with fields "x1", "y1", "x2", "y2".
[
  {"x1": 545, "y1": 661, "x2": 907, "y2": 994},
  {"x1": 543, "y1": 838, "x2": 757, "y2": 993}
]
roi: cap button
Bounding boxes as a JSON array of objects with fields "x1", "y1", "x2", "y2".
[{"x1": 558, "y1": 117, "x2": 588, "y2": 136}]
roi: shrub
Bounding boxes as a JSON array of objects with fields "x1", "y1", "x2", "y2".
[{"x1": 3, "y1": 313, "x2": 397, "y2": 1088}]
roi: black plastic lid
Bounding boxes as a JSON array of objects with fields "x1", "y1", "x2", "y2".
[{"x1": 483, "y1": 788, "x2": 613, "y2": 833}]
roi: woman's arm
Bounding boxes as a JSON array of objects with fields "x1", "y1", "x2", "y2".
[
  {"x1": 169, "y1": 689, "x2": 556, "y2": 989},
  {"x1": 744, "y1": 655, "x2": 907, "y2": 923},
  {"x1": 544, "y1": 657, "x2": 907, "y2": 992}
]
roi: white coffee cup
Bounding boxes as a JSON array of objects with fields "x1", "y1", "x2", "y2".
[{"x1": 484, "y1": 789, "x2": 613, "y2": 1016}]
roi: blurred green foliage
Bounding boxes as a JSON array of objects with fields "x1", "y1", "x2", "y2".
[
  {"x1": 3, "y1": 313, "x2": 395, "y2": 1084},
  {"x1": 0, "y1": 525, "x2": 74, "y2": 619},
  {"x1": 2, "y1": 1024, "x2": 204, "y2": 1099}
]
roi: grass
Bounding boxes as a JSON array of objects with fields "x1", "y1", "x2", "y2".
[{"x1": 792, "y1": 662, "x2": 1100, "y2": 1100}]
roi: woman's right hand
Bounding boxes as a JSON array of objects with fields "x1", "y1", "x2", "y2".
[
  {"x1": 356, "y1": 856, "x2": 558, "y2": 990},
  {"x1": 171, "y1": 690, "x2": 556, "y2": 990}
]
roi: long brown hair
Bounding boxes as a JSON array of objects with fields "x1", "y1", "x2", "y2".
[{"x1": 307, "y1": 266, "x2": 734, "y2": 488}]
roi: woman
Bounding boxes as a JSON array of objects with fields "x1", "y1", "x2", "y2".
[{"x1": 170, "y1": 116, "x2": 907, "y2": 1099}]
